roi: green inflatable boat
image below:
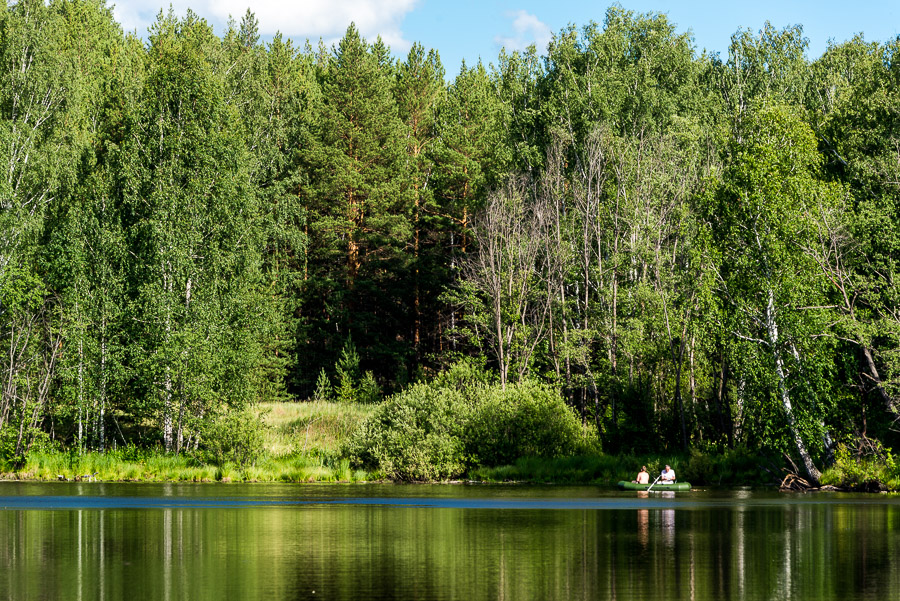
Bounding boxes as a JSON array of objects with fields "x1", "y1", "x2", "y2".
[{"x1": 617, "y1": 481, "x2": 692, "y2": 491}]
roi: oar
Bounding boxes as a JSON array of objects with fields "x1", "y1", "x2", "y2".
[{"x1": 646, "y1": 474, "x2": 662, "y2": 492}]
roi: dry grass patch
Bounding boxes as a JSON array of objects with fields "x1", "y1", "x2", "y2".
[{"x1": 258, "y1": 400, "x2": 375, "y2": 456}]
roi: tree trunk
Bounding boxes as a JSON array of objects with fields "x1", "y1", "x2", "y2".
[
  {"x1": 163, "y1": 265, "x2": 173, "y2": 453},
  {"x1": 766, "y1": 289, "x2": 821, "y2": 483},
  {"x1": 860, "y1": 346, "x2": 896, "y2": 416},
  {"x1": 99, "y1": 322, "x2": 107, "y2": 452},
  {"x1": 674, "y1": 351, "x2": 688, "y2": 451},
  {"x1": 77, "y1": 302, "x2": 84, "y2": 453}
]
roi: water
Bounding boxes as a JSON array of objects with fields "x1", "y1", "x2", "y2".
[{"x1": 1, "y1": 482, "x2": 897, "y2": 600}]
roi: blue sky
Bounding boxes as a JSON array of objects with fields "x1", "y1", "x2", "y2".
[{"x1": 112, "y1": 1, "x2": 900, "y2": 74}]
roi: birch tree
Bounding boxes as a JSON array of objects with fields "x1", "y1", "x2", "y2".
[
  {"x1": 0, "y1": 0, "x2": 109, "y2": 454},
  {"x1": 120, "y1": 9, "x2": 261, "y2": 452},
  {"x1": 812, "y1": 37, "x2": 900, "y2": 427},
  {"x1": 222, "y1": 12, "x2": 312, "y2": 401},
  {"x1": 460, "y1": 175, "x2": 555, "y2": 387},
  {"x1": 710, "y1": 104, "x2": 845, "y2": 482}
]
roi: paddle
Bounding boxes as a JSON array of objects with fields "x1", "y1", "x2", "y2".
[{"x1": 646, "y1": 474, "x2": 662, "y2": 492}]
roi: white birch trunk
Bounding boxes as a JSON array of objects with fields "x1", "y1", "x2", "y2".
[
  {"x1": 765, "y1": 289, "x2": 821, "y2": 482},
  {"x1": 163, "y1": 264, "x2": 173, "y2": 452}
]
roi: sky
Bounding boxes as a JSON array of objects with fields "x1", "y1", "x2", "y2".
[{"x1": 111, "y1": 0, "x2": 900, "y2": 74}]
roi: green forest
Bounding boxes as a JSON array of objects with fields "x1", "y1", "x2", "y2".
[{"x1": 1, "y1": 0, "x2": 898, "y2": 485}]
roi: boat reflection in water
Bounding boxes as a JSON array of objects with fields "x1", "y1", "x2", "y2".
[
  {"x1": 637, "y1": 491, "x2": 650, "y2": 549},
  {"x1": 634, "y1": 490, "x2": 676, "y2": 551},
  {"x1": 661, "y1": 491, "x2": 676, "y2": 547}
]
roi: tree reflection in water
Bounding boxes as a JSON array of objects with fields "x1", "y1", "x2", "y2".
[{"x1": 1, "y1": 485, "x2": 900, "y2": 600}]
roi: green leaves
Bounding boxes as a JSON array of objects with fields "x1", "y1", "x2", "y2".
[
  {"x1": 112, "y1": 9, "x2": 264, "y2": 451},
  {"x1": 1, "y1": 4, "x2": 899, "y2": 470},
  {"x1": 709, "y1": 104, "x2": 847, "y2": 478},
  {"x1": 345, "y1": 366, "x2": 587, "y2": 480}
]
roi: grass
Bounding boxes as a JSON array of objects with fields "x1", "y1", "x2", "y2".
[
  {"x1": 1, "y1": 400, "x2": 379, "y2": 483},
  {"x1": 9, "y1": 448, "x2": 377, "y2": 483},
  {"x1": 259, "y1": 399, "x2": 374, "y2": 456}
]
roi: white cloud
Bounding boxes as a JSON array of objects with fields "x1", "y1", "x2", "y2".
[
  {"x1": 495, "y1": 10, "x2": 552, "y2": 53},
  {"x1": 112, "y1": 1, "x2": 165, "y2": 35},
  {"x1": 111, "y1": 1, "x2": 419, "y2": 52}
]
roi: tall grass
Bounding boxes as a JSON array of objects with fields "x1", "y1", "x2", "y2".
[
  {"x1": 259, "y1": 400, "x2": 374, "y2": 457},
  {"x1": 8, "y1": 449, "x2": 376, "y2": 483},
  {"x1": 0, "y1": 401, "x2": 377, "y2": 483}
]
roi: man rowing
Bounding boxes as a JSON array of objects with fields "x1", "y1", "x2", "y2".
[{"x1": 660, "y1": 465, "x2": 676, "y2": 484}]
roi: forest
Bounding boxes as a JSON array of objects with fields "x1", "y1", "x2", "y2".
[{"x1": 1, "y1": 0, "x2": 898, "y2": 484}]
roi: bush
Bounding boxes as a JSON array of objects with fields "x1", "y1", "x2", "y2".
[
  {"x1": 0, "y1": 424, "x2": 54, "y2": 470},
  {"x1": 0, "y1": 426, "x2": 24, "y2": 470},
  {"x1": 345, "y1": 363, "x2": 594, "y2": 480},
  {"x1": 466, "y1": 381, "x2": 588, "y2": 467},
  {"x1": 199, "y1": 407, "x2": 267, "y2": 467},
  {"x1": 345, "y1": 383, "x2": 471, "y2": 481},
  {"x1": 431, "y1": 357, "x2": 496, "y2": 392},
  {"x1": 820, "y1": 442, "x2": 900, "y2": 491}
]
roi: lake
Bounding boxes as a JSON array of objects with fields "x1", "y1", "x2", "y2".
[{"x1": 1, "y1": 482, "x2": 897, "y2": 600}]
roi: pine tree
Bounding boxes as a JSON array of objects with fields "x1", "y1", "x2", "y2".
[
  {"x1": 395, "y1": 43, "x2": 444, "y2": 360},
  {"x1": 299, "y1": 24, "x2": 411, "y2": 389}
]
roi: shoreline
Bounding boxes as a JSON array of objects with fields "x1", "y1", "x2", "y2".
[{"x1": 1, "y1": 471, "x2": 894, "y2": 493}]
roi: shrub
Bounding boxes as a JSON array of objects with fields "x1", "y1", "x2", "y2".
[
  {"x1": 431, "y1": 357, "x2": 496, "y2": 392},
  {"x1": 820, "y1": 442, "x2": 900, "y2": 491},
  {"x1": 0, "y1": 424, "x2": 54, "y2": 470},
  {"x1": 345, "y1": 382, "x2": 471, "y2": 481},
  {"x1": 345, "y1": 362, "x2": 594, "y2": 480},
  {"x1": 467, "y1": 381, "x2": 588, "y2": 466},
  {"x1": 0, "y1": 425, "x2": 22, "y2": 469},
  {"x1": 199, "y1": 407, "x2": 267, "y2": 467}
]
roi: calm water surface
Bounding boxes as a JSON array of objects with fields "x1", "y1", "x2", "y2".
[{"x1": 1, "y1": 482, "x2": 897, "y2": 600}]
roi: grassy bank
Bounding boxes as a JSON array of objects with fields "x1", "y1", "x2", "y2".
[
  {"x1": 6, "y1": 448, "x2": 775, "y2": 486},
  {"x1": 10, "y1": 449, "x2": 373, "y2": 483},
  {"x1": 5, "y1": 400, "x2": 896, "y2": 489},
  {"x1": 1, "y1": 401, "x2": 378, "y2": 483},
  {"x1": 467, "y1": 448, "x2": 900, "y2": 491},
  {"x1": 818, "y1": 444, "x2": 900, "y2": 492}
]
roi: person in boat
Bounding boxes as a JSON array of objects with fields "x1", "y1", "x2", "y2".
[
  {"x1": 633, "y1": 466, "x2": 650, "y2": 484},
  {"x1": 660, "y1": 465, "x2": 676, "y2": 484}
]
